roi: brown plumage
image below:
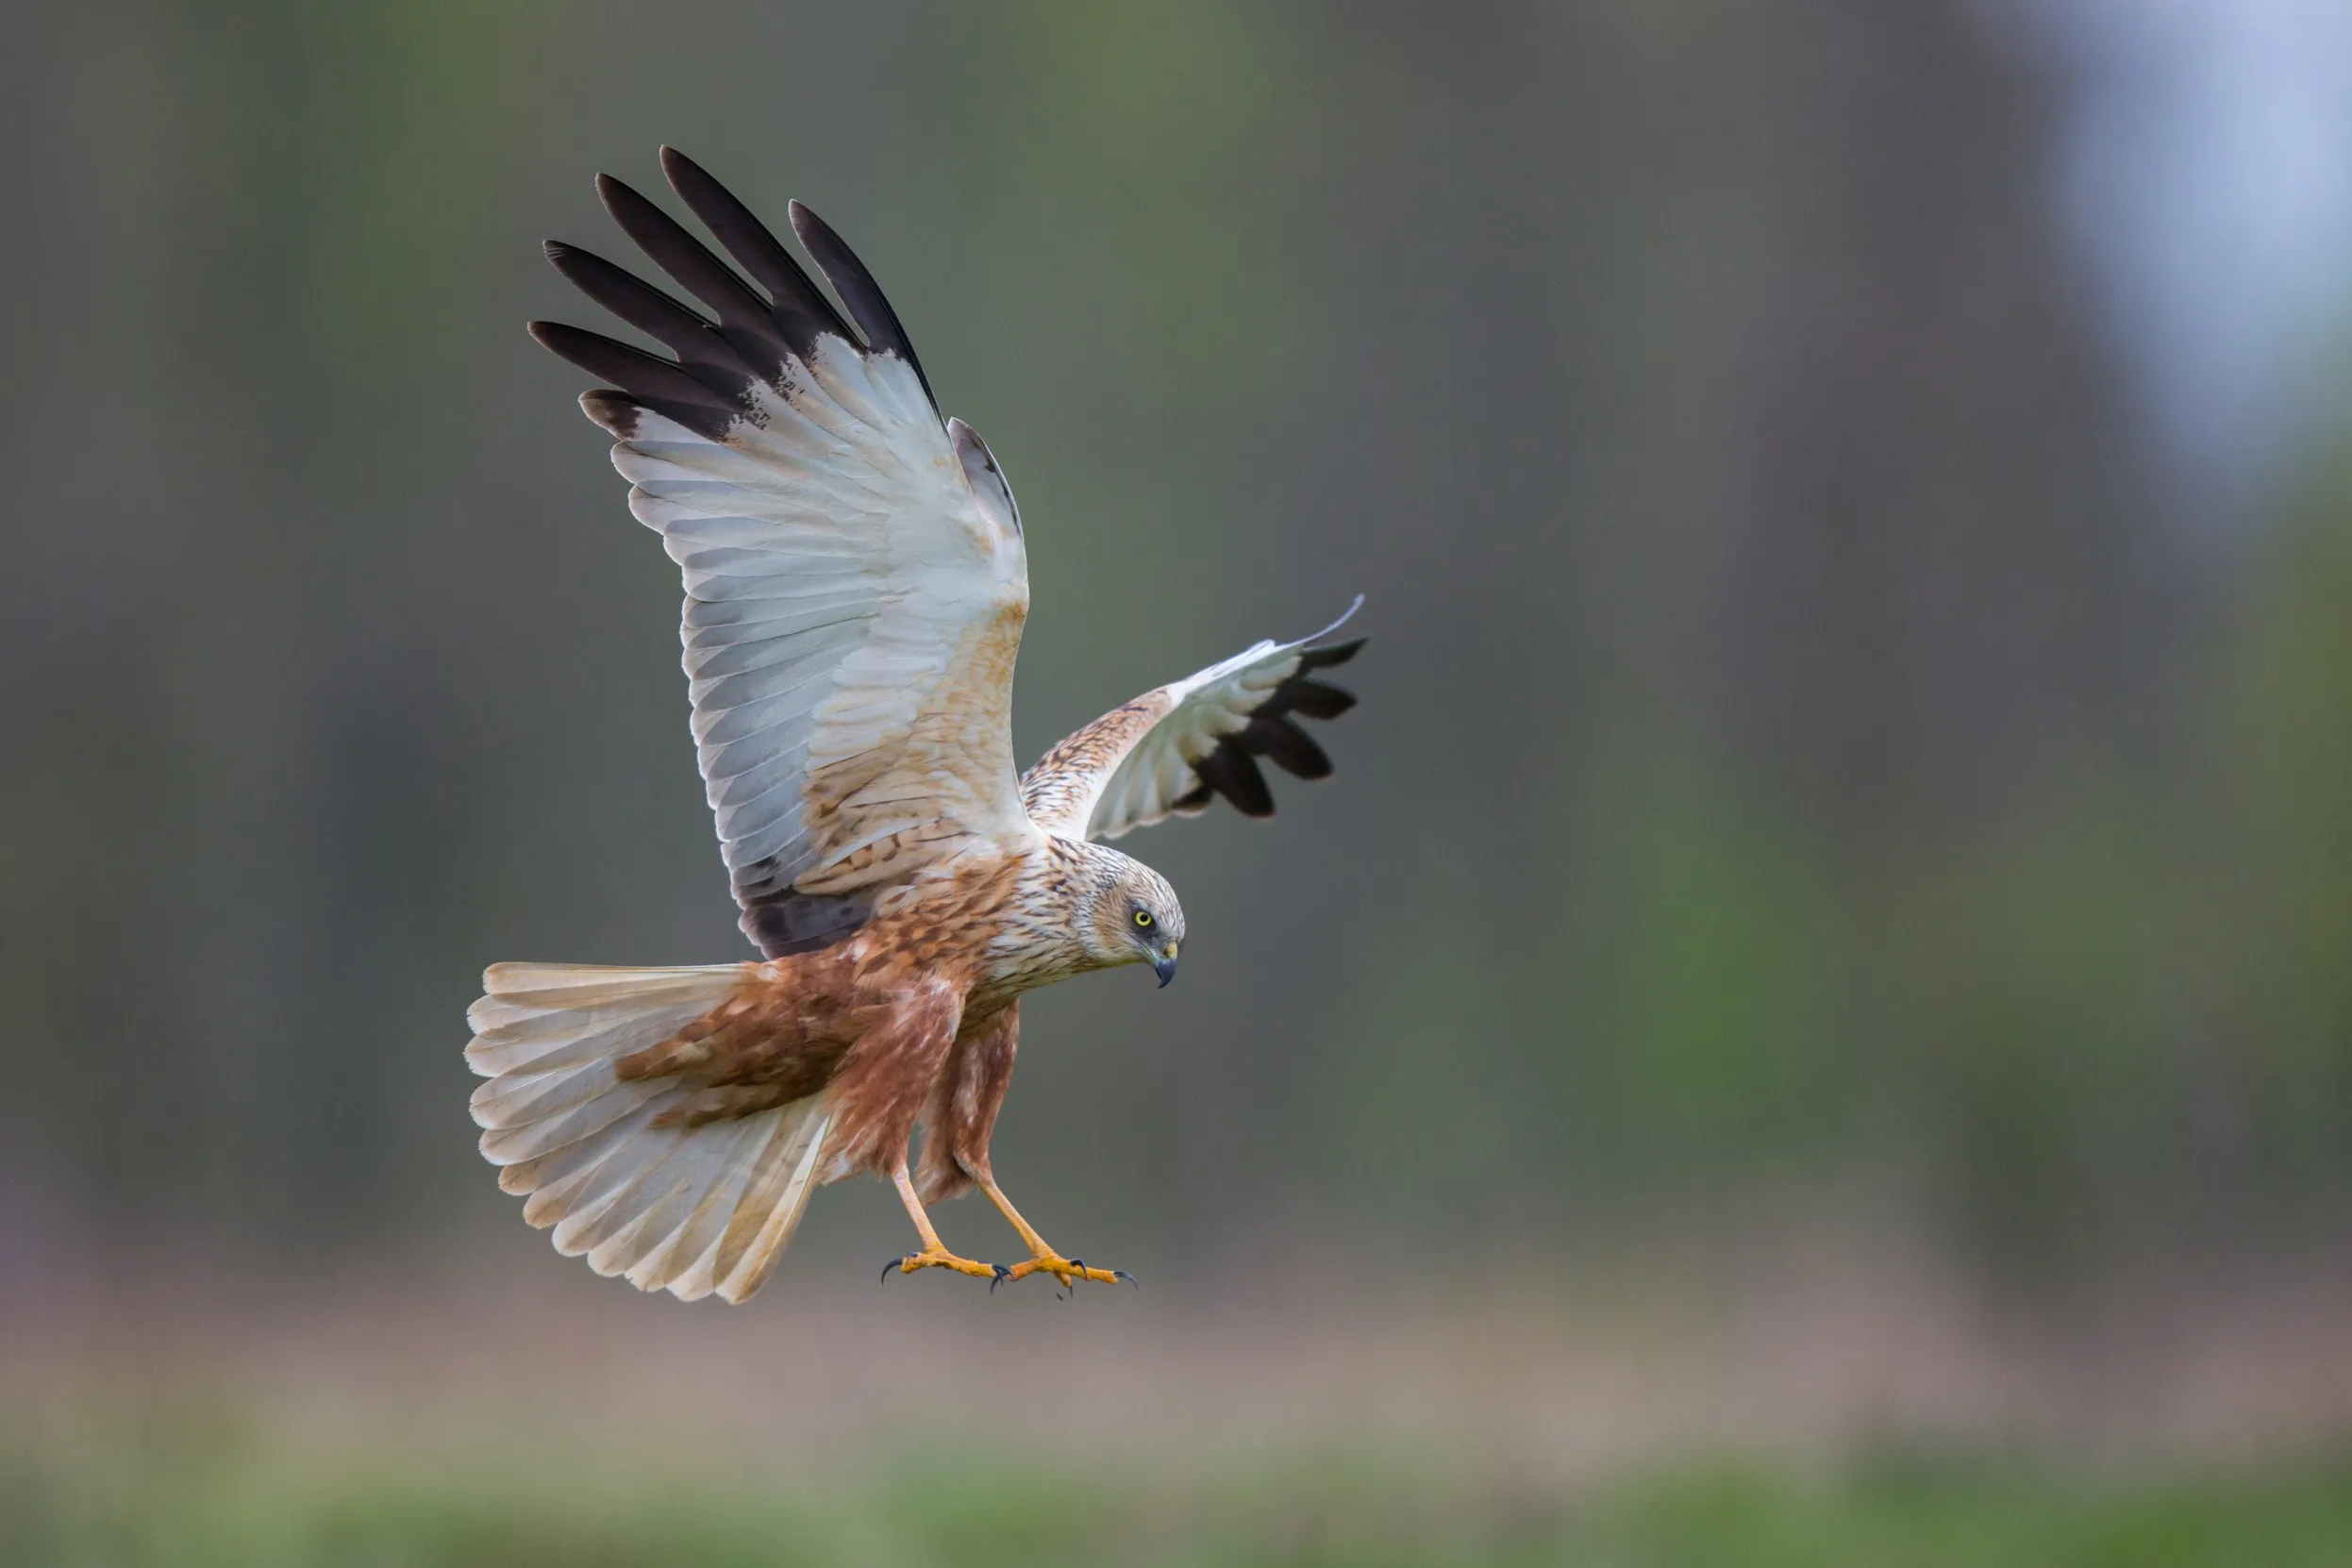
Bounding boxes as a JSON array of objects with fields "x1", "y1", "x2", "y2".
[{"x1": 465, "y1": 149, "x2": 1363, "y2": 1301}]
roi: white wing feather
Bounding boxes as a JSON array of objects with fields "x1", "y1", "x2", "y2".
[
  {"x1": 536, "y1": 162, "x2": 1038, "y2": 953},
  {"x1": 609, "y1": 337, "x2": 1031, "y2": 924},
  {"x1": 1023, "y1": 599, "x2": 1363, "y2": 842}
]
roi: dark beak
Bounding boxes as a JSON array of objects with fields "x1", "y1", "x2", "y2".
[{"x1": 1152, "y1": 953, "x2": 1178, "y2": 988}]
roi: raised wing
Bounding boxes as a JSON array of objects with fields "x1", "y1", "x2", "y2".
[
  {"x1": 531, "y1": 148, "x2": 1034, "y2": 957},
  {"x1": 1022, "y1": 600, "x2": 1363, "y2": 842}
]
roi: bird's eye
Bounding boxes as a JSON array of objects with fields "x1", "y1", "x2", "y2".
[{"x1": 1134, "y1": 909, "x2": 1154, "y2": 928}]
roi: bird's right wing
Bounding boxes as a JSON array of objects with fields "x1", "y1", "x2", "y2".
[
  {"x1": 532, "y1": 149, "x2": 1035, "y2": 958},
  {"x1": 1021, "y1": 601, "x2": 1363, "y2": 842}
]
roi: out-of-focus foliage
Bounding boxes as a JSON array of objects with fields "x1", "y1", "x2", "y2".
[
  {"x1": 2225, "y1": 445, "x2": 2352, "y2": 1203},
  {"x1": 13, "y1": 1409, "x2": 2352, "y2": 1568},
  {"x1": 2, "y1": 0, "x2": 2348, "y2": 1285}
]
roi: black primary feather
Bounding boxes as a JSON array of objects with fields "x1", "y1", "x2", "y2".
[
  {"x1": 590, "y1": 175, "x2": 799, "y2": 371},
  {"x1": 1193, "y1": 747, "x2": 1276, "y2": 818},
  {"x1": 526, "y1": 321, "x2": 741, "y2": 442},
  {"x1": 659, "y1": 147, "x2": 858, "y2": 359},
  {"x1": 577, "y1": 389, "x2": 643, "y2": 439},
  {"x1": 1281, "y1": 679, "x2": 1358, "y2": 721},
  {"x1": 1173, "y1": 626, "x2": 1364, "y2": 819},
  {"x1": 789, "y1": 200, "x2": 940, "y2": 415},
  {"x1": 1300, "y1": 637, "x2": 1366, "y2": 671},
  {"x1": 534, "y1": 149, "x2": 944, "y2": 455},
  {"x1": 543, "y1": 242, "x2": 747, "y2": 377},
  {"x1": 1241, "y1": 714, "x2": 1332, "y2": 779}
]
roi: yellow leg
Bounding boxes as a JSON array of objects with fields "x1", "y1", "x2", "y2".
[
  {"x1": 882, "y1": 1162, "x2": 1009, "y2": 1286},
  {"x1": 979, "y1": 1176, "x2": 1133, "y2": 1290}
]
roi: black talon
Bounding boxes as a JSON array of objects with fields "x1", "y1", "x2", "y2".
[
  {"x1": 1115, "y1": 1269, "x2": 1140, "y2": 1290},
  {"x1": 881, "y1": 1254, "x2": 912, "y2": 1284},
  {"x1": 988, "y1": 1263, "x2": 1012, "y2": 1293}
]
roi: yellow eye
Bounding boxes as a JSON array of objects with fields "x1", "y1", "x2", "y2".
[{"x1": 1134, "y1": 909, "x2": 1154, "y2": 928}]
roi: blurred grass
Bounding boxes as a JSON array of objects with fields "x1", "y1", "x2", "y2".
[{"x1": 9, "y1": 1412, "x2": 2352, "y2": 1568}]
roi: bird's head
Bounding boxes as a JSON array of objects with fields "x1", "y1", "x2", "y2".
[{"x1": 1082, "y1": 852, "x2": 1186, "y2": 987}]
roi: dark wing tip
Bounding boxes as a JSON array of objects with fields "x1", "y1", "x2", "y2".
[
  {"x1": 592, "y1": 172, "x2": 676, "y2": 242},
  {"x1": 542, "y1": 240, "x2": 744, "y2": 377},
  {"x1": 529, "y1": 320, "x2": 739, "y2": 440},
  {"x1": 1165, "y1": 599, "x2": 1367, "y2": 826},
  {"x1": 592, "y1": 172, "x2": 685, "y2": 255},
  {"x1": 1195, "y1": 747, "x2": 1276, "y2": 819},
  {"x1": 656, "y1": 144, "x2": 714, "y2": 194},
  {"x1": 785, "y1": 199, "x2": 940, "y2": 414},
  {"x1": 1283, "y1": 679, "x2": 1357, "y2": 720},
  {"x1": 1243, "y1": 715, "x2": 1334, "y2": 780},
  {"x1": 657, "y1": 151, "x2": 857, "y2": 357},
  {"x1": 578, "y1": 389, "x2": 643, "y2": 437},
  {"x1": 1301, "y1": 636, "x2": 1366, "y2": 671}
]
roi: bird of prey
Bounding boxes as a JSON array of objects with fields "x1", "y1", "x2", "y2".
[{"x1": 466, "y1": 149, "x2": 1363, "y2": 1303}]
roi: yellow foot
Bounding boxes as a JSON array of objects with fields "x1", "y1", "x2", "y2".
[
  {"x1": 1004, "y1": 1253, "x2": 1137, "y2": 1291},
  {"x1": 881, "y1": 1248, "x2": 1012, "y2": 1286}
]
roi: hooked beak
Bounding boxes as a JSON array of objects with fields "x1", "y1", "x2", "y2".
[{"x1": 1152, "y1": 948, "x2": 1178, "y2": 988}]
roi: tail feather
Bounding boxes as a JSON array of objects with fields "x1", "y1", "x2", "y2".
[
  {"x1": 471, "y1": 1050, "x2": 654, "y2": 1131},
  {"x1": 475, "y1": 961, "x2": 742, "y2": 1008},
  {"x1": 499, "y1": 1098, "x2": 660, "y2": 1196},
  {"x1": 548, "y1": 1120, "x2": 705, "y2": 1254},
  {"x1": 692, "y1": 1100, "x2": 831, "y2": 1299},
  {"x1": 475, "y1": 1079, "x2": 669, "y2": 1167},
  {"x1": 622, "y1": 1110, "x2": 776, "y2": 1283},
  {"x1": 560, "y1": 1121, "x2": 720, "y2": 1259},
  {"x1": 466, "y1": 1011, "x2": 697, "y2": 1079},
  {"x1": 467, "y1": 961, "x2": 831, "y2": 1304}
]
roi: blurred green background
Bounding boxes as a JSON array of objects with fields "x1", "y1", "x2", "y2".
[{"x1": 7, "y1": 0, "x2": 2352, "y2": 1561}]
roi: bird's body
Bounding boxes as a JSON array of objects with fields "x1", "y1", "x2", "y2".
[
  {"x1": 607, "y1": 833, "x2": 1153, "y2": 1171},
  {"x1": 467, "y1": 149, "x2": 1361, "y2": 1301}
]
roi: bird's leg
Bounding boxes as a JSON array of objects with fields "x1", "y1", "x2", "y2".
[
  {"x1": 882, "y1": 1160, "x2": 1009, "y2": 1286},
  {"x1": 979, "y1": 1176, "x2": 1133, "y2": 1290}
]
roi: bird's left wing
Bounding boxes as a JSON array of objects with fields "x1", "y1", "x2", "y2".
[
  {"x1": 531, "y1": 149, "x2": 1034, "y2": 957},
  {"x1": 1021, "y1": 600, "x2": 1363, "y2": 842}
]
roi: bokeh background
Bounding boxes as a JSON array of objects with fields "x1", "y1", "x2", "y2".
[{"x1": 8, "y1": 1, "x2": 2352, "y2": 1562}]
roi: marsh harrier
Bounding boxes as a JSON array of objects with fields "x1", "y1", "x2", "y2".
[{"x1": 466, "y1": 150, "x2": 1362, "y2": 1302}]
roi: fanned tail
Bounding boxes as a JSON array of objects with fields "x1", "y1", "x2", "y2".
[{"x1": 466, "y1": 962, "x2": 832, "y2": 1304}]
